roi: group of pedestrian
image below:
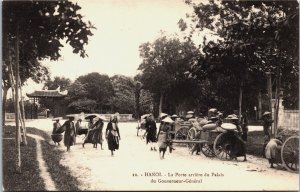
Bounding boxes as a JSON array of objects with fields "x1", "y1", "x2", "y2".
[
  {"x1": 52, "y1": 113, "x2": 121, "y2": 156},
  {"x1": 82, "y1": 116, "x2": 104, "y2": 149},
  {"x1": 144, "y1": 113, "x2": 177, "y2": 159},
  {"x1": 53, "y1": 110, "x2": 280, "y2": 168}
]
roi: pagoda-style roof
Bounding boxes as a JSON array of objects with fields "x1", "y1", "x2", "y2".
[{"x1": 26, "y1": 89, "x2": 68, "y2": 98}]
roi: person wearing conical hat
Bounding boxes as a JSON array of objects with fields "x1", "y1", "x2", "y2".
[
  {"x1": 156, "y1": 116, "x2": 174, "y2": 159},
  {"x1": 186, "y1": 111, "x2": 194, "y2": 121},
  {"x1": 262, "y1": 111, "x2": 273, "y2": 155},
  {"x1": 170, "y1": 114, "x2": 178, "y2": 121},
  {"x1": 262, "y1": 111, "x2": 273, "y2": 140}
]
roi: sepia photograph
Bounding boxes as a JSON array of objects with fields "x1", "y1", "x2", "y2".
[{"x1": 2, "y1": 0, "x2": 299, "y2": 191}]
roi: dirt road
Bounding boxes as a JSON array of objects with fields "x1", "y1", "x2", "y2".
[{"x1": 14, "y1": 119, "x2": 299, "y2": 191}]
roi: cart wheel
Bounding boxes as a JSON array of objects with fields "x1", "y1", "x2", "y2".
[
  {"x1": 281, "y1": 136, "x2": 299, "y2": 172},
  {"x1": 187, "y1": 127, "x2": 197, "y2": 149},
  {"x1": 201, "y1": 143, "x2": 215, "y2": 157},
  {"x1": 213, "y1": 132, "x2": 232, "y2": 160}
]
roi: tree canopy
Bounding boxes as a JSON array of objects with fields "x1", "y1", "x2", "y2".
[
  {"x1": 138, "y1": 35, "x2": 202, "y2": 115},
  {"x1": 3, "y1": 0, "x2": 95, "y2": 89},
  {"x1": 181, "y1": 0, "x2": 299, "y2": 111}
]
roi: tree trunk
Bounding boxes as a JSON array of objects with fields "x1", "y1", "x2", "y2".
[
  {"x1": 19, "y1": 83, "x2": 27, "y2": 145},
  {"x1": 266, "y1": 72, "x2": 272, "y2": 113},
  {"x1": 238, "y1": 80, "x2": 243, "y2": 122},
  {"x1": 266, "y1": 71, "x2": 273, "y2": 138},
  {"x1": 158, "y1": 92, "x2": 164, "y2": 118},
  {"x1": 258, "y1": 90, "x2": 262, "y2": 120},
  {"x1": 14, "y1": 24, "x2": 22, "y2": 174},
  {"x1": 134, "y1": 86, "x2": 141, "y2": 119},
  {"x1": 274, "y1": 68, "x2": 281, "y2": 137},
  {"x1": 2, "y1": 86, "x2": 9, "y2": 126}
]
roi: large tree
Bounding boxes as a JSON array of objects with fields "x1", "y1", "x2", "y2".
[
  {"x1": 109, "y1": 75, "x2": 135, "y2": 114},
  {"x1": 2, "y1": 0, "x2": 95, "y2": 124},
  {"x1": 76, "y1": 73, "x2": 114, "y2": 113},
  {"x1": 2, "y1": 0, "x2": 94, "y2": 173},
  {"x1": 138, "y1": 35, "x2": 201, "y2": 116},
  {"x1": 181, "y1": 0, "x2": 299, "y2": 118}
]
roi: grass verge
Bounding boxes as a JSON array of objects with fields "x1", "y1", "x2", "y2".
[
  {"x1": 3, "y1": 125, "x2": 45, "y2": 191},
  {"x1": 3, "y1": 125, "x2": 81, "y2": 191}
]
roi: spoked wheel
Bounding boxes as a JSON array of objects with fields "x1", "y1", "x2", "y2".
[
  {"x1": 213, "y1": 132, "x2": 233, "y2": 160},
  {"x1": 281, "y1": 136, "x2": 299, "y2": 172},
  {"x1": 201, "y1": 143, "x2": 215, "y2": 157},
  {"x1": 187, "y1": 127, "x2": 197, "y2": 149}
]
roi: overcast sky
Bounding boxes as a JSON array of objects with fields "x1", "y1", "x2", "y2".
[{"x1": 22, "y1": 0, "x2": 203, "y2": 94}]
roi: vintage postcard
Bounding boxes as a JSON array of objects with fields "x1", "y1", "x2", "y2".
[{"x1": 2, "y1": 0, "x2": 299, "y2": 191}]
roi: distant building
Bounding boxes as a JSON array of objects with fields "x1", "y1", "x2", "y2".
[{"x1": 26, "y1": 87, "x2": 67, "y2": 118}]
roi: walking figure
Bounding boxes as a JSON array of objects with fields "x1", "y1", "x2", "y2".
[
  {"x1": 145, "y1": 114, "x2": 157, "y2": 151},
  {"x1": 106, "y1": 114, "x2": 121, "y2": 156},
  {"x1": 60, "y1": 116, "x2": 76, "y2": 152},
  {"x1": 157, "y1": 116, "x2": 174, "y2": 159},
  {"x1": 52, "y1": 117, "x2": 62, "y2": 145},
  {"x1": 91, "y1": 116, "x2": 104, "y2": 149}
]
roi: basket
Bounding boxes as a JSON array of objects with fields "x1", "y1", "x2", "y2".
[
  {"x1": 78, "y1": 128, "x2": 88, "y2": 135},
  {"x1": 51, "y1": 134, "x2": 63, "y2": 142}
]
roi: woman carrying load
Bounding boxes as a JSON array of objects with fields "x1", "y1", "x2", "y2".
[{"x1": 156, "y1": 116, "x2": 174, "y2": 159}]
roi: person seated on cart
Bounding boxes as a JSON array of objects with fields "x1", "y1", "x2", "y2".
[
  {"x1": 52, "y1": 117, "x2": 62, "y2": 145},
  {"x1": 265, "y1": 136, "x2": 283, "y2": 168},
  {"x1": 170, "y1": 114, "x2": 178, "y2": 122},
  {"x1": 191, "y1": 116, "x2": 218, "y2": 155},
  {"x1": 145, "y1": 114, "x2": 157, "y2": 151},
  {"x1": 157, "y1": 116, "x2": 174, "y2": 159},
  {"x1": 186, "y1": 111, "x2": 195, "y2": 121},
  {"x1": 216, "y1": 111, "x2": 223, "y2": 127}
]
